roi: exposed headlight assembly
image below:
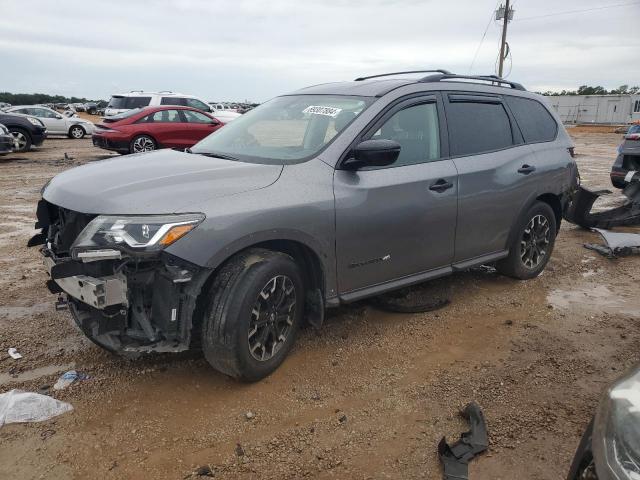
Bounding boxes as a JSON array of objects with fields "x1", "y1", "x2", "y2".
[
  {"x1": 592, "y1": 366, "x2": 640, "y2": 480},
  {"x1": 71, "y1": 213, "x2": 204, "y2": 258},
  {"x1": 27, "y1": 117, "x2": 45, "y2": 127}
]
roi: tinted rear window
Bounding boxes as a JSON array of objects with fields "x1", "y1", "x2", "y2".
[
  {"x1": 160, "y1": 97, "x2": 186, "y2": 106},
  {"x1": 446, "y1": 100, "x2": 514, "y2": 156},
  {"x1": 108, "y1": 96, "x2": 151, "y2": 109},
  {"x1": 505, "y1": 96, "x2": 557, "y2": 143}
]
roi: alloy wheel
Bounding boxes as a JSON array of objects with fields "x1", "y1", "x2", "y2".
[
  {"x1": 10, "y1": 131, "x2": 27, "y2": 151},
  {"x1": 248, "y1": 275, "x2": 297, "y2": 362},
  {"x1": 132, "y1": 137, "x2": 155, "y2": 153},
  {"x1": 70, "y1": 127, "x2": 84, "y2": 138},
  {"x1": 520, "y1": 214, "x2": 550, "y2": 269}
]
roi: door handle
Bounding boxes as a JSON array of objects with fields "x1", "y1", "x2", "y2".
[
  {"x1": 429, "y1": 179, "x2": 454, "y2": 192},
  {"x1": 518, "y1": 164, "x2": 536, "y2": 174}
]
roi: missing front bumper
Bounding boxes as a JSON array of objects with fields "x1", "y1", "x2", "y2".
[{"x1": 44, "y1": 256, "x2": 128, "y2": 309}]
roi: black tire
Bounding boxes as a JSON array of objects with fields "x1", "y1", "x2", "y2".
[
  {"x1": 496, "y1": 201, "x2": 557, "y2": 280},
  {"x1": 68, "y1": 125, "x2": 86, "y2": 139},
  {"x1": 201, "y1": 248, "x2": 305, "y2": 382},
  {"x1": 9, "y1": 128, "x2": 32, "y2": 152},
  {"x1": 129, "y1": 135, "x2": 156, "y2": 154}
]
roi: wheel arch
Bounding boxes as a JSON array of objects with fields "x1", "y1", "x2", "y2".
[
  {"x1": 205, "y1": 233, "x2": 328, "y2": 297},
  {"x1": 505, "y1": 191, "x2": 562, "y2": 253},
  {"x1": 536, "y1": 192, "x2": 562, "y2": 234},
  {"x1": 190, "y1": 234, "x2": 330, "y2": 343}
]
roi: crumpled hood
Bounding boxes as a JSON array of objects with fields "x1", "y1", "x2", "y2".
[{"x1": 43, "y1": 149, "x2": 283, "y2": 214}]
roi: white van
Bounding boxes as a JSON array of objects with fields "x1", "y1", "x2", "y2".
[{"x1": 104, "y1": 91, "x2": 212, "y2": 116}]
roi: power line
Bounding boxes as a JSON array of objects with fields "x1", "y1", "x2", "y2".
[
  {"x1": 469, "y1": 0, "x2": 501, "y2": 73},
  {"x1": 516, "y1": 1, "x2": 639, "y2": 21}
]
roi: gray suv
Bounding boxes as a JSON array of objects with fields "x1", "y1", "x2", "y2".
[{"x1": 32, "y1": 70, "x2": 578, "y2": 381}]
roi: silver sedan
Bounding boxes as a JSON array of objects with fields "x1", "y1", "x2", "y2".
[{"x1": 4, "y1": 105, "x2": 95, "y2": 138}]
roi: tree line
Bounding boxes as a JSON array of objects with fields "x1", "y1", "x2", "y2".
[
  {"x1": 540, "y1": 85, "x2": 640, "y2": 96},
  {"x1": 0, "y1": 92, "x2": 105, "y2": 105}
]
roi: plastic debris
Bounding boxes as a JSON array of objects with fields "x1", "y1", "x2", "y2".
[
  {"x1": 584, "y1": 228, "x2": 640, "y2": 258},
  {"x1": 53, "y1": 370, "x2": 89, "y2": 391},
  {"x1": 438, "y1": 402, "x2": 489, "y2": 480},
  {"x1": 0, "y1": 389, "x2": 73, "y2": 427},
  {"x1": 7, "y1": 348, "x2": 22, "y2": 360}
]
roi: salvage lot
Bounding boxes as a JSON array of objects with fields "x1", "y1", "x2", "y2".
[{"x1": 0, "y1": 133, "x2": 639, "y2": 479}]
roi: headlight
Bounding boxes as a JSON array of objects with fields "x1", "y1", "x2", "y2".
[
  {"x1": 593, "y1": 366, "x2": 640, "y2": 480},
  {"x1": 27, "y1": 117, "x2": 45, "y2": 127},
  {"x1": 70, "y1": 213, "x2": 204, "y2": 257}
]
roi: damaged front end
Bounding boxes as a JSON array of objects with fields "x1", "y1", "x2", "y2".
[
  {"x1": 29, "y1": 200, "x2": 210, "y2": 355},
  {"x1": 564, "y1": 173, "x2": 640, "y2": 229}
]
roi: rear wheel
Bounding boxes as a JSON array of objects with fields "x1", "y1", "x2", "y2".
[
  {"x1": 68, "y1": 125, "x2": 86, "y2": 139},
  {"x1": 9, "y1": 128, "x2": 31, "y2": 152},
  {"x1": 130, "y1": 135, "x2": 156, "y2": 154},
  {"x1": 201, "y1": 248, "x2": 304, "y2": 382},
  {"x1": 496, "y1": 201, "x2": 557, "y2": 280}
]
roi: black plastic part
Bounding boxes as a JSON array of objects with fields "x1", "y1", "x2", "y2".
[
  {"x1": 27, "y1": 232, "x2": 46, "y2": 247},
  {"x1": 50, "y1": 261, "x2": 85, "y2": 280},
  {"x1": 421, "y1": 73, "x2": 526, "y2": 91},
  {"x1": 34, "y1": 199, "x2": 52, "y2": 229},
  {"x1": 438, "y1": 402, "x2": 489, "y2": 480},
  {"x1": 46, "y1": 279, "x2": 63, "y2": 294},
  {"x1": 564, "y1": 183, "x2": 640, "y2": 229},
  {"x1": 354, "y1": 69, "x2": 452, "y2": 81},
  {"x1": 566, "y1": 418, "x2": 594, "y2": 480}
]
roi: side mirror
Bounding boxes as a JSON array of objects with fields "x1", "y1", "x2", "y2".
[
  {"x1": 342, "y1": 139, "x2": 401, "y2": 170},
  {"x1": 55, "y1": 115, "x2": 63, "y2": 119}
]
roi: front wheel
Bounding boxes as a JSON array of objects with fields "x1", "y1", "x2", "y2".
[
  {"x1": 9, "y1": 128, "x2": 31, "y2": 152},
  {"x1": 496, "y1": 201, "x2": 557, "y2": 280},
  {"x1": 68, "y1": 125, "x2": 86, "y2": 139},
  {"x1": 201, "y1": 248, "x2": 304, "y2": 382},
  {"x1": 130, "y1": 135, "x2": 156, "y2": 154}
]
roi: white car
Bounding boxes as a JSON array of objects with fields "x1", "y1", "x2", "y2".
[
  {"x1": 211, "y1": 111, "x2": 241, "y2": 123},
  {"x1": 5, "y1": 106, "x2": 94, "y2": 138},
  {"x1": 104, "y1": 91, "x2": 213, "y2": 117}
]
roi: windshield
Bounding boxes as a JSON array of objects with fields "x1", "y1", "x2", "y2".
[{"x1": 191, "y1": 95, "x2": 374, "y2": 164}]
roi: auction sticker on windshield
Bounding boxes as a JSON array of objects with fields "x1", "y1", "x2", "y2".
[{"x1": 303, "y1": 106, "x2": 342, "y2": 117}]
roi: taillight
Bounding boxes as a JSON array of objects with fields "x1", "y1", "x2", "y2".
[
  {"x1": 567, "y1": 147, "x2": 576, "y2": 158},
  {"x1": 625, "y1": 133, "x2": 640, "y2": 141}
]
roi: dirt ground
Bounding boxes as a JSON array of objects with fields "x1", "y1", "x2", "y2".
[{"x1": 0, "y1": 132, "x2": 639, "y2": 480}]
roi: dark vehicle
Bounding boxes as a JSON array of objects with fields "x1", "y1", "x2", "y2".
[
  {"x1": 34, "y1": 70, "x2": 578, "y2": 381},
  {"x1": 0, "y1": 123, "x2": 15, "y2": 155},
  {"x1": 0, "y1": 112, "x2": 47, "y2": 152},
  {"x1": 85, "y1": 101, "x2": 106, "y2": 115},
  {"x1": 611, "y1": 129, "x2": 640, "y2": 188},
  {"x1": 567, "y1": 364, "x2": 640, "y2": 480},
  {"x1": 92, "y1": 105, "x2": 224, "y2": 154}
]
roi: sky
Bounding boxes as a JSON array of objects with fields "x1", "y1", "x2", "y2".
[{"x1": 0, "y1": 0, "x2": 639, "y2": 102}]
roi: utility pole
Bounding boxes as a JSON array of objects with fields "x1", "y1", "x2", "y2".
[{"x1": 496, "y1": 0, "x2": 514, "y2": 78}]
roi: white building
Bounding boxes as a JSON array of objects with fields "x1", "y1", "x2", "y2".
[{"x1": 544, "y1": 94, "x2": 640, "y2": 124}]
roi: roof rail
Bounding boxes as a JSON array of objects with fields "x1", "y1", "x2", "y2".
[
  {"x1": 354, "y1": 69, "x2": 452, "y2": 81},
  {"x1": 158, "y1": 90, "x2": 173, "y2": 93},
  {"x1": 420, "y1": 73, "x2": 526, "y2": 91}
]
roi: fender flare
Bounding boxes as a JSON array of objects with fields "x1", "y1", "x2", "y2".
[
  {"x1": 504, "y1": 190, "x2": 559, "y2": 252},
  {"x1": 202, "y1": 228, "x2": 335, "y2": 296}
]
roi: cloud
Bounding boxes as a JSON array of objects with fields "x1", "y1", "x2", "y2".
[{"x1": 0, "y1": 0, "x2": 638, "y2": 100}]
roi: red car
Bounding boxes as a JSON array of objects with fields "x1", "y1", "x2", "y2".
[{"x1": 92, "y1": 105, "x2": 225, "y2": 154}]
